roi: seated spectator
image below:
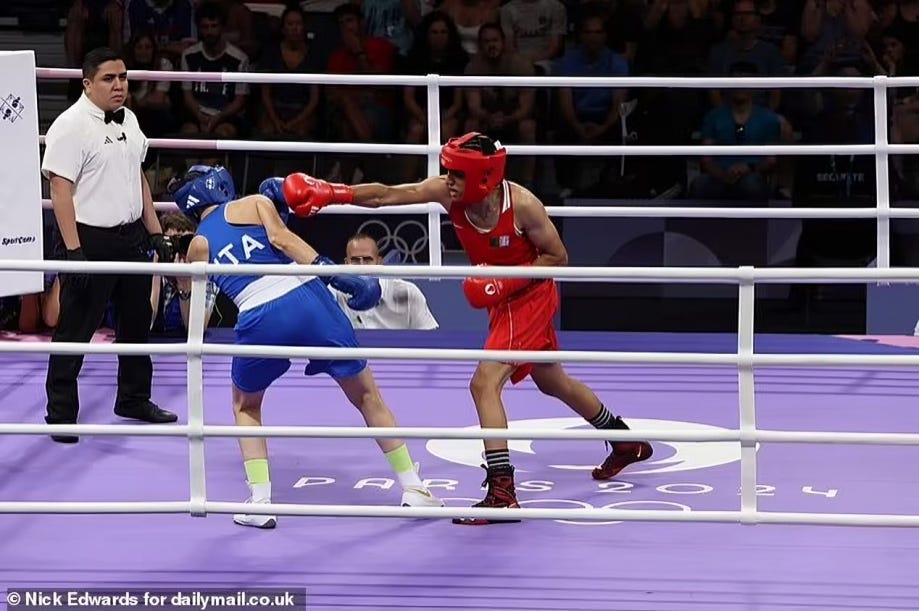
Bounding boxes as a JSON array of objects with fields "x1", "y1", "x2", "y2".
[
  {"x1": 706, "y1": 0, "x2": 785, "y2": 111},
  {"x1": 332, "y1": 233, "x2": 439, "y2": 330},
  {"x1": 440, "y1": 0, "x2": 501, "y2": 56},
  {"x1": 17, "y1": 211, "x2": 66, "y2": 333},
  {"x1": 215, "y1": 0, "x2": 258, "y2": 59},
  {"x1": 64, "y1": 0, "x2": 122, "y2": 101},
  {"x1": 792, "y1": 62, "x2": 877, "y2": 269},
  {"x1": 180, "y1": 0, "x2": 250, "y2": 139},
  {"x1": 552, "y1": 12, "x2": 629, "y2": 192},
  {"x1": 327, "y1": 3, "x2": 398, "y2": 180},
  {"x1": 402, "y1": 10, "x2": 470, "y2": 181},
  {"x1": 122, "y1": 0, "x2": 197, "y2": 64},
  {"x1": 256, "y1": 6, "x2": 321, "y2": 138},
  {"x1": 360, "y1": 0, "x2": 427, "y2": 59},
  {"x1": 797, "y1": 0, "x2": 874, "y2": 75},
  {"x1": 755, "y1": 0, "x2": 802, "y2": 68},
  {"x1": 124, "y1": 31, "x2": 177, "y2": 137},
  {"x1": 500, "y1": 0, "x2": 567, "y2": 65},
  {"x1": 690, "y1": 62, "x2": 780, "y2": 202},
  {"x1": 464, "y1": 23, "x2": 537, "y2": 184},
  {"x1": 885, "y1": 27, "x2": 919, "y2": 197}
]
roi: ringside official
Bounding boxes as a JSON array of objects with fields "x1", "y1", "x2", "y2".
[{"x1": 41, "y1": 47, "x2": 178, "y2": 443}]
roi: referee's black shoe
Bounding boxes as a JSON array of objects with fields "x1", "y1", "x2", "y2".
[{"x1": 114, "y1": 401, "x2": 178, "y2": 423}]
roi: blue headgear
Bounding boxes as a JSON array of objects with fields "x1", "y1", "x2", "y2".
[{"x1": 168, "y1": 165, "x2": 236, "y2": 220}]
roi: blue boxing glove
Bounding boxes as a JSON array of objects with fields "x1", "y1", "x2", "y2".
[
  {"x1": 313, "y1": 255, "x2": 382, "y2": 311},
  {"x1": 258, "y1": 177, "x2": 291, "y2": 223}
]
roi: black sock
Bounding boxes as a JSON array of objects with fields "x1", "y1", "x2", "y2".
[
  {"x1": 588, "y1": 404, "x2": 628, "y2": 430},
  {"x1": 484, "y1": 449, "x2": 511, "y2": 470}
]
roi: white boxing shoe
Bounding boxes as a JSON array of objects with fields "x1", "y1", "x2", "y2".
[
  {"x1": 401, "y1": 463, "x2": 444, "y2": 508},
  {"x1": 233, "y1": 482, "x2": 277, "y2": 529},
  {"x1": 401, "y1": 486, "x2": 444, "y2": 507}
]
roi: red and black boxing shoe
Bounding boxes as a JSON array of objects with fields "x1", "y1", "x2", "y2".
[
  {"x1": 453, "y1": 465, "x2": 521, "y2": 526},
  {"x1": 592, "y1": 416, "x2": 654, "y2": 480}
]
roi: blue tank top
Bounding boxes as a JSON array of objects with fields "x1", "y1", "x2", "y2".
[{"x1": 197, "y1": 204, "x2": 306, "y2": 311}]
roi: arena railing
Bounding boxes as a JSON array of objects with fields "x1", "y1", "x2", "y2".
[
  {"x1": 34, "y1": 68, "x2": 919, "y2": 270},
  {"x1": 17, "y1": 68, "x2": 919, "y2": 526},
  {"x1": 2, "y1": 258, "x2": 919, "y2": 526}
]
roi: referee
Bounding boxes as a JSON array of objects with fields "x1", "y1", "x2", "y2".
[{"x1": 42, "y1": 47, "x2": 178, "y2": 443}]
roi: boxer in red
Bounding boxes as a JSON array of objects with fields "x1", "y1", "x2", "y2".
[{"x1": 282, "y1": 132, "x2": 652, "y2": 525}]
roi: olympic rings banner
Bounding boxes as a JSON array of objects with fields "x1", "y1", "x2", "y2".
[{"x1": 0, "y1": 51, "x2": 42, "y2": 298}]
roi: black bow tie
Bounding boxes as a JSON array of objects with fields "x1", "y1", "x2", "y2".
[{"x1": 104, "y1": 108, "x2": 124, "y2": 124}]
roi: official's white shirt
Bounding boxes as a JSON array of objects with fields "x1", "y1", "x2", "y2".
[
  {"x1": 41, "y1": 93, "x2": 148, "y2": 228},
  {"x1": 332, "y1": 278, "x2": 439, "y2": 330}
]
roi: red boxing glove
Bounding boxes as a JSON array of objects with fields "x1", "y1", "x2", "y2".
[
  {"x1": 462, "y1": 266, "x2": 533, "y2": 309},
  {"x1": 282, "y1": 173, "x2": 354, "y2": 218}
]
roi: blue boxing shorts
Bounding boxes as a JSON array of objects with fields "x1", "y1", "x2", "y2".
[{"x1": 231, "y1": 278, "x2": 366, "y2": 393}]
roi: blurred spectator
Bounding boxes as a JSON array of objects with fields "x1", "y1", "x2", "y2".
[
  {"x1": 122, "y1": 0, "x2": 197, "y2": 64},
  {"x1": 884, "y1": 27, "x2": 919, "y2": 196},
  {"x1": 332, "y1": 233, "x2": 439, "y2": 330},
  {"x1": 440, "y1": 0, "x2": 501, "y2": 55},
  {"x1": 180, "y1": 0, "x2": 250, "y2": 138},
  {"x1": 17, "y1": 212, "x2": 66, "y2": 334},
  {"x1": 360, "y1": 0, "x2": 427, "y2": 58},
  {"x1": 793, "y1": 63, "x2": 876, "y2": 266},
  {"x1": 215, "y1": 0, "x2": 258, "y2": 59},
  {"x1": 690, "y1": 61, "x2": 780, "y2": 202},
  {"x1": 598, "y1": 0, "x2": 644, "y2": 65},
  {"x1": 878, "y1": 1, "x2": 919, "y2": 67},
  {"x1": 500, "y1": 0, "x2": 568, "y2": 65},
  {"x1": 256, "y1": 6, "x2": 321, "y2": 138},
  {"x1": 638, "y1": 0, "x2": 721, "y2": 76},
  {"x1": 65, "y1": 0, "x2": 122, "y2": 61},
  {"x1": 755, "y1": 0, "x2": 802, "y2": 67},
  {"x1": 552, "y1": 13, "x2": 629, "y2": 192},
  {"x1": 327, "y1": 2, "x2": 398, "y2": 180},
  {"x1": 124, "y1": 31, "x2": 177, "y2": 137},
  {"x1": 464, "y1": 23, "x2": 537, "y2": 184},
  {"x1": 798, "y1": 0, "x2": 874, "y2": 75},
  {"x1": 402, "y1": 10, "x2": 470, "y2": 181},
  {"x1": 706, "y1": 0, "x2": 785, "y2": 111},
  {"x1": 64, "y1": 0, "x2": 122, "y2": 101}
]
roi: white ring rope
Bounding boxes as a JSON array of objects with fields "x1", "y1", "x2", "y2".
[
  {"x1": 33, "y1": 66, "x2": 911, "y2": 269},
  {"x1": 10, "y1": 67, "x2": 914, "y2": 526}
]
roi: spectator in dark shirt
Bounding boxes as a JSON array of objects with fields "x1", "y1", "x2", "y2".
[
  {"x1": 124, "y1": 31, "x2": 177, "y2": 137},
  {"x1": 122, "y1": 0, "x2": 197, "y2": 64},
  {"x1": 256, "y1": 6, "x2": 322, "y2": 138},
  {"x1": 402, "y1": 10, "x2": 469, "y2": 181},
  {"x1": 180, "y1": 0, "x2": 250, "y2": 138}
]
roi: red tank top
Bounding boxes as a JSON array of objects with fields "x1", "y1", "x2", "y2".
[{"x1": 448, "y1": 181, "x2": 539, "y2": 266}]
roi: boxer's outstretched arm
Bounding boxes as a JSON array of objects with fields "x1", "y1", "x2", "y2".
[{"x1": 351, "y1": 175, "x2": 451, "y2": 209}]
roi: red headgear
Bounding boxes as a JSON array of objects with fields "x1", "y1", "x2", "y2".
[{"x1": 440, "y1": 132, "x2": 507, "y2": 205}]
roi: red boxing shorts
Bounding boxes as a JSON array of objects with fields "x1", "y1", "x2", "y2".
[{"x1": 483, "y1": 279, "x2": 560, "y2": 384}]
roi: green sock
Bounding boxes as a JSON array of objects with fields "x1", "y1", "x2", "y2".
[
  {"x1": 244, "y1": 458, "x2": 270, "y2": 485},
  {"x1": 385, "y1": 444, "x2": 423, "y2": 488}
]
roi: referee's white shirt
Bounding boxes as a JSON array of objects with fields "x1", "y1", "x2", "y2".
[
  {"x1": 332, "y1": 278, "x2": 439, "y2": 330},
  {"x1": 41, "y1": 93, "x2": 148, "y2": 228}
]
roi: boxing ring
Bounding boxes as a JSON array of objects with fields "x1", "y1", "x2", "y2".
[{"x1": 0, "y1": 62, "x2": 918, "y2": 609}]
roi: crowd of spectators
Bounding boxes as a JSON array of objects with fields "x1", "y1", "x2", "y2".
[{"x1": 3, "y1": 0, "x2": 918, "y2": 333}]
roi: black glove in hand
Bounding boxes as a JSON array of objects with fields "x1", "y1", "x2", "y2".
[
  {"x1": 64, "y1": 247, "x2": 91, "y2": 291},
  {"x1": 149, "y1": 233, "x2": 174, "y2": 263}
]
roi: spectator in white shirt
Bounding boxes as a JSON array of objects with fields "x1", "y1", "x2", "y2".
[{"x1": 332, "y1": 233, "x2": 439, "y2": 330}]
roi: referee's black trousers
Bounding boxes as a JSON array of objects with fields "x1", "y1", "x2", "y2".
[{"x1": 45, "y1": 220, "x2": 154, "y2": 424}]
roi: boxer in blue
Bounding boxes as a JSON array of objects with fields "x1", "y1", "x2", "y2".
[{"x1": 167, "y1": 166, "x2": 443, "y2": 529}]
